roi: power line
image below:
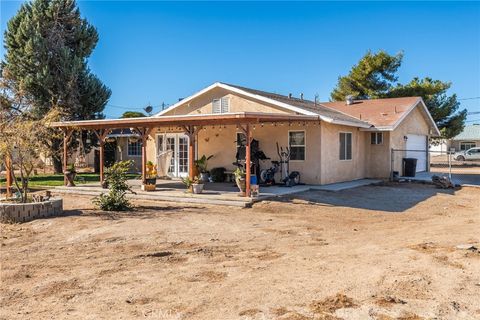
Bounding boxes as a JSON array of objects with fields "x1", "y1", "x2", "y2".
[{"x1": 458, "y1": 97, "x2": 480, "y2": 101}]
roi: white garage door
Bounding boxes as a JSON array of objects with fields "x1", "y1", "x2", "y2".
[{"x1": 406, "y1": 134, "x2": 427, "y2": 172}]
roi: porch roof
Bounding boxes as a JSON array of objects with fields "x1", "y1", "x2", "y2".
[{"x1": 50, "y1": 112, "x2": 329, "y2": 130}]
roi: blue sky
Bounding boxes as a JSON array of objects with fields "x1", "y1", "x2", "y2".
[{"x1": 1, "y1": 1, "x2": 479, "y2": 122}]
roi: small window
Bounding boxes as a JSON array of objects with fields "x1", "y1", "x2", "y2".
[
  {"x1": 371, "y1": 132, "x2": 383, "y2": 145},
  {"x1": 289, "y1": 131, "x2": 305, "y2": 161},
  {"x1": 340, "y1": 132, "x2": 352, "y2": 160},
  {"x1": 127, "y1": 141, "x2": 142, "y2": 156},
  {"x1": 460, "y1": 142, "x2": 476, "y2": 150},
  {"x1": 212, "y1": 97, "x2": 230, "y2": 113}
]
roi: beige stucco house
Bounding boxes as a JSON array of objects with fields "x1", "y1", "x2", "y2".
[
  {"x1": 146, "y1": 82, "x2": 439, "y2": 184},
  {"x1": 51, "y1": 82, "x2": 440, "y2": 189}
]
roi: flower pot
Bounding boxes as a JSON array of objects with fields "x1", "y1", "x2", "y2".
[
  {"x1": 199, "y1": 172, "x2": 209, "y2": 183},
  {"x1": 65, "y1": 171, "x2": 76, "y2": 187},
  {"x1": 192, "y1": 183, "x2": 204, "y2": 194},
  {"x1": 145, "y1": 178, "x2": 157, "y2": 185},
  {"x1": 235, "y1": 177, "x2": 246, "y2": 195}
]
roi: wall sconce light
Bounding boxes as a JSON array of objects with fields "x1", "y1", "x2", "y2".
[{"x1": 403, "y1": 136, "x2": 408, "y2": 141}]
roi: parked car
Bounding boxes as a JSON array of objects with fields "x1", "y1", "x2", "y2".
[{"x1": 454, "y1": 147, "x2": 480, "y2": 161}]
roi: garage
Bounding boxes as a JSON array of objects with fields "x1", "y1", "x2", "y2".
[{"x1": 406, "y1": 134, "x2": 427, "y2": 172}]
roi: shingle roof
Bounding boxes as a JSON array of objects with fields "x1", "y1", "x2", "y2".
[
  {"x1": 320, "y1": 97, "x2": 421, "y2": 128},
  {"x1": 223, "y1": 83, "x2": 370, "y2": 127},
  {"x1": 452, "y1": 124, "x2": 480, "y2": 140}
]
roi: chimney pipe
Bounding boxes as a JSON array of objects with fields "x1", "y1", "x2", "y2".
[
  {"x1": 346, "y1": 95, "x2": 354, "y2": 105},
  {"x1": 300, "y1": 93, "x2": 304, "y2": 100},
  {"x1": 288, "y1": 93, "x2": 292, "y2": 99}
]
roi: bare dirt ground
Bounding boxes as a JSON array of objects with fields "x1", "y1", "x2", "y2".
[{"x1": 1, "y1": 183, "x2": 479, "y2": 320}]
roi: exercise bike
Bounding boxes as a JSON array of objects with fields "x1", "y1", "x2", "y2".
[{"x1": 259, "y1": 160, "x2": 280, "y2": 185}]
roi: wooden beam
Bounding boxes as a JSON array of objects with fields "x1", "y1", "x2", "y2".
[
  {"x1": 93, "y1": 129, "x2": 109, "y2": 186},
  {"x1": 63, "y1": 129, "x2": 73, "y2": 186},
  {"x1": 245, "y1": 124, "x2": 251, "y2": 197},
  {"x1": 5, "y1": 155, "x2": 12, "y2": 198}
]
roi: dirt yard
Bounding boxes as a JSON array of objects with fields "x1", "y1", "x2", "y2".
[{"x1": 1, "y1": 183, "x2": 479, "y2": 320}]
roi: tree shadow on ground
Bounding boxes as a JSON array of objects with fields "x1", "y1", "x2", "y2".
[{"x1": 277, "y1": 183, "x2": 458, "y2": 213}]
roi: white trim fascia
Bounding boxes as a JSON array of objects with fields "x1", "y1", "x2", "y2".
[{"x1": 154, "y1": 82, "x2": 372, "y2": 128}]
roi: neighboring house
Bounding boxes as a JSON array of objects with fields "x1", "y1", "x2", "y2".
[
  {"x1": 53, "y1": 82, "x2": 440, "y2": 185},
  {"x1": 449, "y1": 124, "x2": 480, "y2": 151},
  {"x1": 150, "y1": 83, "x2": 439, "y2": 183}
]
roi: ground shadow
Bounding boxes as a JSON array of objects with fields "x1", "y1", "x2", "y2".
[{"x1": 277, "y1": 183, "x2": 458, "y2": 213}]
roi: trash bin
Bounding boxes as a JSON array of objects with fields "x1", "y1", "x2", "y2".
[{"x1": 402, "y1": 158, "x2": 417, "y2": 177}]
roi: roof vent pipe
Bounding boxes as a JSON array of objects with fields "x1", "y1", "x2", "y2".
[
  {"x1": 346, "y1": 95, "x2": 354, "y2": 105},
  {"x1": 288, "y1": 93, "x2": 292, "y2": 99},
  {"x1": 300, "y1": 93, "x2": 304, "y2": 100}
]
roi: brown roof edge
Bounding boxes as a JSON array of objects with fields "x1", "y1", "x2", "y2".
[{"x1": 50, "y1": 112, "x2": 322, "y2": 130}]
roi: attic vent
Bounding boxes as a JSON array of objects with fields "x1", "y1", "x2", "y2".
[
  {"x1": 346, "y1": 95, "x2": 354, "y2": 105},
  {"x1": 212, "y1": 97, "x2": 230, "y2": 114}
]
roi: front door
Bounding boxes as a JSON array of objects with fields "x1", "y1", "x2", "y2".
[{"x1": 157, "y1": 133, "x2": 189, "y2": 178}]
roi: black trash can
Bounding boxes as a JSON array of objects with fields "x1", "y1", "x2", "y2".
[{"x1": 402, "y1": 158, "x2": 417, "y2": 177}]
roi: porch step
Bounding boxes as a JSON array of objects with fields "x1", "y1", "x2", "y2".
[{"x1": 52, "y1": 186, "x2": 252, "y2": 208}]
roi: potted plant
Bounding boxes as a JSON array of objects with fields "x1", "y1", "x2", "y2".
[
  {"x1": 194, "y1": 155, "x2": 213, "y2": 183},
  {"x1": 64, "y1": 163, "x2": 77, "y2": 187},
  {"x1": 142, "y1": 161, "x2": 157, "y2": 191},
  {"x1": 234, "y1": 167, "x2": 246, "y2": 195},
  {"x1": 181, "y1": 175, "x2": 203, "y2": 194}
]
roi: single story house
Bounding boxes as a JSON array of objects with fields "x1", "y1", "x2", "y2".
[
  {"x1": 49, "y1": 82, "x2": 440, "y2": 193},
  {"x1": 449, "y1": 124, "x2": 480, "y2": 151}
]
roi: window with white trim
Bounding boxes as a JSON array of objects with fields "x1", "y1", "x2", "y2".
[
  {"x1": 127, "y1": 141, "x2": 142, "y2": 156},
  {"x1": 340, "y1": 132, "x2": 352, "y2": 160},
  {"x1": 289, "y1": 131, "x2": 305, "y2": 161},
  {"x1": 371, "y1": 132, "x2": 383, "y2": 145},
  {"x1": 460, "y1": 141, "x2": 476, "y2": 150},
  {"x1": 212, "y1": 97, "x2": 229, "y2": 113}
]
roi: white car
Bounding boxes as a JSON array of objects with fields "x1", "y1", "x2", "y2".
[{"x1": 454, "y1": 147, "x2": 480, "y2": 161}]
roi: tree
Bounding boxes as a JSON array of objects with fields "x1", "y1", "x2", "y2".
[
  {"x1": 331, "y1": 50, "x2": 403, "y2": 101},
  {"x1": 387, "y1": 78, "x2": 467, "y2": 139},
  {"x1": 121, "y1": 111, "x2": 146, "y2": 118},
  {"x1": 330, "y1": 50, "x2": 466, "y2": 138},
  {"x1": 2, "y1": 0, "x2": 111, "y2": 173}
]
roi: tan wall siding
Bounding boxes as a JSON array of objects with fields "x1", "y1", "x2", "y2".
[
  {"x1": 390, "y1": 106, "x2": 431, "y2": 174},
  {"x1": 162, "y1": 87, "x2": 293, "y2": 116},
  {"x1": 450, "y1": 140, "x2": 479, "y2": 151},
  {"x1": 195, "y1": 123, "x2": 322, "y2": 184},
  {"x1": 320, "y1": 122, "x2": 367, "y2": 184},
  {"x1": 365, "y1": 131, "x2": 391, "y2": 178}
]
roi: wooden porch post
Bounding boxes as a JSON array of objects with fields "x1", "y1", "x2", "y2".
[
  {"x1": 5, "y1": 155, "x2": 12, "y2": 197},
  {"x1": 134, "y1": 127, "x2": 152, "y2": 184},
  {"x1": 245, "y1": 124, "x2": 251, "y2": 197},
  {"x1": 63, "y1": 129, "x2": 73, "y2": 186},
  {"x1": 183, "y1": 125, "x2": 198, "y2": 181},
  {"x1": 93, "y1": 129, "x2": 109, "y2": 186}
]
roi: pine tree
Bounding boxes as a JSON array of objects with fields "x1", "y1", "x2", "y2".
[
  {"x1": 2, "y1": 0, "x2": 111, "y2": 172},
  {"x1": 330, "y1": 51, "x2": 466, "y2": 139}
]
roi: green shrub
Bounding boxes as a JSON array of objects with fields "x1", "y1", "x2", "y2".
[{"x1": 93, "y1": 160, "x2": 135, "y2": 211}]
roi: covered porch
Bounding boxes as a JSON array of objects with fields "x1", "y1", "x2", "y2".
[{"x1": 41, "y1": 112, "x2": 322, "y2": 199}]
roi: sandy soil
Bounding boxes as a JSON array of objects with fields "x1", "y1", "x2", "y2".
[{"x1": 1, "y1": 183, "x2": 479, "y2": 320}]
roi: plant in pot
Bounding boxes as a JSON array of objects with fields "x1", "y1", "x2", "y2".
[
  {"x1": 181, "y1": 175, "x2": 204, "y2": 194},
  {"x1": 142, "y1": 161, "x2": 157, "y2": 191},
  {"x1": 194, "y1": 155, "x2": 213, "y2": 183},
  {"x1": 65, "y1": 163, "x2": 77, "y2": 187},
  {"x1": 234, "y1": 167, "x2": 246, "y2": 196}
]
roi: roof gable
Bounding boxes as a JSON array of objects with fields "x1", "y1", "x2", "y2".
[{"x1": 155, "y1": 82, "x2": 370, "y2": 128}]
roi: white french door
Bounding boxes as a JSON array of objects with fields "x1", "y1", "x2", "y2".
[{"x1": 156, "y1": 133, "x2": 189, "y2": 178}]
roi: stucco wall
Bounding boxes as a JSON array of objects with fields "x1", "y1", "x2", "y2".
[
  {"x1": 390, "y1": 106, "x2": 431, "y2": 174},
  {"x1": 320, "y1": 122, "x2": 368, "y2": 184},
  {"x1": 450, "y1": 140, "x2": 479, "y2": 151},
  {"x1": 162, "y1": 87, "x2": 293, "y2": 116},
  {"x1": 195, "y1": 123, "x2": 322, "y2": 184},
  {"x1": 365, "y1": 131, "x2": 391, "y2": 178}
]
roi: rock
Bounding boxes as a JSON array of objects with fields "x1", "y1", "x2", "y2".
[{"x1": 455, "y1": 244, "x2": 478, "y2": 251}]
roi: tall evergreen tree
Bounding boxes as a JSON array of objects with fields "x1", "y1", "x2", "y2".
[
  {"x1": 2, "y1": 0, "x2": 111, "y2": 172},
  {"x1": 330, "y1": 51, "x2": 466, "y2": 139}
]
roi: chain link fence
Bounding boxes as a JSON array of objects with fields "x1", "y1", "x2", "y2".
[{"x1": 391, "y1": 149, "x2": 480, "y2": 186}]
